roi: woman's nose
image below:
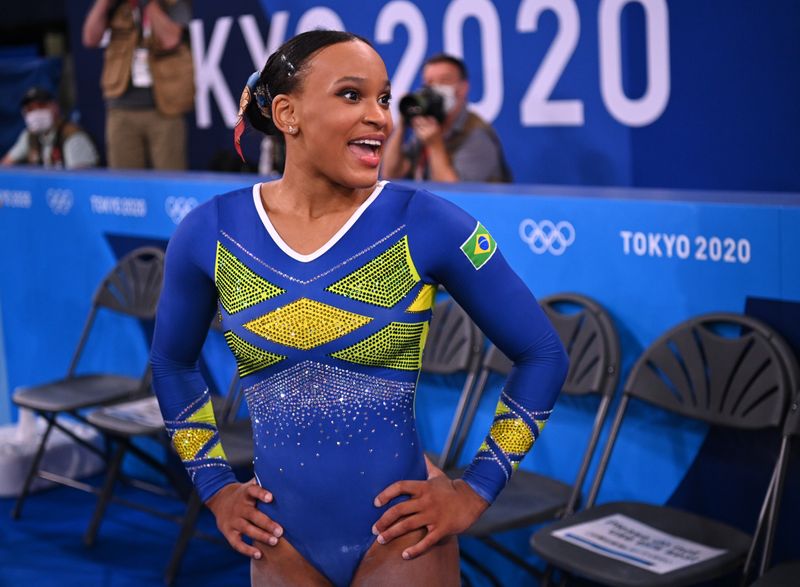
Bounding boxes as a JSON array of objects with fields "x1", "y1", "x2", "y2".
[{"x1": 363, "y1": 102, "x2": 390, "y2": 129}]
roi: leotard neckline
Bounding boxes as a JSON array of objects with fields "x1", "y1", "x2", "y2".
[{"x1": 251, "y1": 180, "x2": 388, "y2": 263}]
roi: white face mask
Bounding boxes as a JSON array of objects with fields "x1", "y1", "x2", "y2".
[
  {"x1": 430, "y1": 84, "x2": 458, "y2": 114},
  {"x1": 24, "y1": 108, "x2": 54, "y2": 135}
]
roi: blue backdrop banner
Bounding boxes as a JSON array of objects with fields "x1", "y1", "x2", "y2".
[{"x1": 63, "y1": 0, "x2": 800, "y2": 191}]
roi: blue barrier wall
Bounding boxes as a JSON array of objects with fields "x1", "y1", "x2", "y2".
[{"x1": 1, "y1": 168, "x2": 799, "y2": 578}]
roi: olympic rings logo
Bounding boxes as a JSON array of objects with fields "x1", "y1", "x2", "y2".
[
  {"x1": 46, "y1": 188, "x2": 74, "y2": 215},
  {"x1": 518, "y1": 219, "x2": 575, "y2": 256},
  {"x1": 165, "y1": 196, "x2": 198, "y2": 225}
]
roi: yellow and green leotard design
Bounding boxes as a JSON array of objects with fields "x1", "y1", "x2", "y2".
[{"x1": 151, "y1": 180, "x2": 567, "y2": 587}]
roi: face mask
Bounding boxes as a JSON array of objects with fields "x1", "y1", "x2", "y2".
[
  {"x1": 24, "y1": 108, "x2": 54, "y2": 135},
  {"x1": 430, "y1": 84, "x2": 458, "y2": 114}
]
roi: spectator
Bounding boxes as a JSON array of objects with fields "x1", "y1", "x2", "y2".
[
  {"x1": 82, "y1": 0, "x2": 194, "y2": 170},
  {"x1": 382, "y1": 53, "x2": 511, "y2": 183},
  {"x1": 1, "y1": 86, "x2": 99, "y2": 169}
]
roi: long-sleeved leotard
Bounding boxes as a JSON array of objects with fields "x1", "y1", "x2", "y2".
[{"x1": 151, "y1": 181, "x2": 568, "y2": 587}]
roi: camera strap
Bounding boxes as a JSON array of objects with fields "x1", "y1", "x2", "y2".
[{"x1": 413, "y1": 147, "x2": 429, "y2": 181}]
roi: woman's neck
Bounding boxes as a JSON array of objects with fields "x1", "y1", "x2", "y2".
[{"x1": 264, "y1": 166, "x2": 375, "y2": 219}]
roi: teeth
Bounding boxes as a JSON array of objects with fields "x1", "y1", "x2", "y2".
[{"x1": 352, "y1": 139, "x2": 382, "y2": 147}]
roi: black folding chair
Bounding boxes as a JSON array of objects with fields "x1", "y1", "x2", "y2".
[
  {"x1": 751, "y1": 562, "x2": 800, "y2": 587},
  {"x1": 163, "y1": 371, "x2": 254, "y2": 586},
  {"x1": 531, "y1": 312, "x2": 798, "y2": 587},
  {"x1": 446, "y1": 293, "x2": 620, "y2": 582},
  {"x1": 11, "y1": 246, "x2": 164, "y2": 519},
  {"x1": 746, "y1": 389, "x2": 800, "y2": 586},
  {"x1": 78, "y1": 310, "x2": 252, "y2": 584},
  {"x1": 414, "y1": 296, "x2": 488, "y2": 584},
  {"x1": 420, "y1": 296, "x2": 485, "y2": 469}
]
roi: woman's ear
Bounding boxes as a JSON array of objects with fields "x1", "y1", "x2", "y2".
[{"x1": 272, "y1": 95, "x2": 298, "y2": 136}]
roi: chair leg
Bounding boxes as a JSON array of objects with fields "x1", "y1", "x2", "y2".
[
  {"x1": 480, "y1": 536, "x2": 543, "y2": 580},
  {"x1": 460, "y1": 549, "x2": 504, "y2": 587},
  {"x1": 164, "y1": 490, "x2": 203, "y2": 586},
  {"x1": 84, "y1": 441, "x2": 127, "y2": 547},
  {"x1": 540, "y1": 565, "x2": 569, "y2": 587},
  {"x1": 11, "y1": 414, "x2": 55, "y2": 520}
]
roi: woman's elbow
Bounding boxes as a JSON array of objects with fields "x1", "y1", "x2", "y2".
[
  {"x1": 517, "y1": 328, "x2": 570, "y2": 384},
  {"x1": 553, "y1": 339, "x2": 570, "y2": 386}
]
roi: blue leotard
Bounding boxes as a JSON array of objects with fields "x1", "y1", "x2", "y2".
[{"x1": 151, "y1": 181, "x2": 567, "y2": 586}]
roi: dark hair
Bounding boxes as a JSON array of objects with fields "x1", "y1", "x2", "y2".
[
  {"x1": 246, "y1": 30, "x2": 372, "y2": 135},
  {"x1": 21, "y1": 86, "x2": 55, "y2": 108},
  {"x1": 423, "y1": 53, "x2": 468, "y2": 81}
]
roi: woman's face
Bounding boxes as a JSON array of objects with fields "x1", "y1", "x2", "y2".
[{"x1": 289, "y1": 40, "x2": 393, "y2": 189}]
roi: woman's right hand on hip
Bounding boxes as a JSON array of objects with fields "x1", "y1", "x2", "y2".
[{"x1": 206, "y1": 478, "x2": 283, "y2": 559}]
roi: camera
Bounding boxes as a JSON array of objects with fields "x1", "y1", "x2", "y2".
[{"x1": 398, "y1": 86, "x2": 446, "y2": 125}]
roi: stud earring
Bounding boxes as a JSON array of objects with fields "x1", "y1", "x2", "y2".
[{"x1": 287, "y1": 125, "x2": 296, "y2": 135}]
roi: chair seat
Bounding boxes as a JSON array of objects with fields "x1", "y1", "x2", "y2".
[
  {"x1": 87, "y1": 393, "x2": 236, "y2": 438},
  {"x1": 13, "y1": 374, "x2": 142, "y2": 412},
  {"x1": 87, "y1": 396, "x2": 254, "y2": 468},
  {"x1": 752, "y1": 561, "x2": 800, "y2": 586},
  {"x1": 87, "y1": 396, "x2": 165, "y2": 437},
  {"x1": 531, "y1": 501, "x2": 752, "y2": 587},
  {"x1": 448, "y1": 466, "x2": 572, "y2": 535}
]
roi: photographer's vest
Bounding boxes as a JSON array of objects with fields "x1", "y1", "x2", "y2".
[
  {"x1": 26, "y1": 121, "x2": 83, "y2": 168},
  {"x1": 100, "y1": 0, "x2": 194, "y2": 116}
]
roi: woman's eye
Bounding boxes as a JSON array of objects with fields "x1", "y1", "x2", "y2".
[
  {"x1": 379, "y1": 94, "x2": 392, "y2": 107},
  {"x1": 340, "y1": 90, "x2": 359, "y2": 101}
]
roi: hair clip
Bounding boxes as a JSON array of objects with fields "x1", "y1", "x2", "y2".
[
  {"x1": 246, "y1": 70, "x2": 260, "y2": 93},
  {"x1": 281, "y1": 53, "x2": 296, "y2": 77}
]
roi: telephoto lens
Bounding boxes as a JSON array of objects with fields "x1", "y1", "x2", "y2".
[{"x1": 398, "y1": 86, "x2": 446, "y2": 125}]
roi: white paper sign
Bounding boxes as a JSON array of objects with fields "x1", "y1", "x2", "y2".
[{"x1": 552, "y1": 514, "x2": 726, "y2": 574}]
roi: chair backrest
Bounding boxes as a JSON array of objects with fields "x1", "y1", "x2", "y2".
[
  {"x1": 585, "y1": 312, "x2": 795, "y2": 508},
  {"x1": 540, "y1": 293, "x2": 621, "y2": 514},
  {"x1": 541, "y1": 293, "x2": 621, "y2": 400},
  {"x1": 421, "y1": 297, "x2": 483, "y2": 375},
  {"x1": 68, "y1": 247, "x2": 165, "y2": 377},
  {"x1": 625, "y1": 313, "x2": 791, "y2": 429},
  {"x1": 420, "y1": 297, "x2": 484, "y2": 469},
  {"x1": 451, "y1": 292, "x2": 621, "y2": 513},
  {"x1": 94, "y1": 247, "x2": 165, "y2": 318}
]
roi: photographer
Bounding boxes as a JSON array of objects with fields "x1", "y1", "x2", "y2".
[
  {"x1": 382, "y1": 54, "x2": 510, "y2": 183},
  {"x1": 1, "y1": 87, "x2": 99, "y2": 169},
  {"x1": 82, "y1": 0, "x2": 194, "y2": 170}
]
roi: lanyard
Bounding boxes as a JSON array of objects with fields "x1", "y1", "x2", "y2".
[{"x1": 128, "y1": 0, "x2": 151, "y2": 39}]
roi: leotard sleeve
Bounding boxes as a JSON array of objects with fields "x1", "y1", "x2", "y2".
[
  {"x1": 150, "y1": 199, "x2": 238, "y2": 503},
  {"x1": 409, "y1": 191, "x2": 569, "y2": 504}
]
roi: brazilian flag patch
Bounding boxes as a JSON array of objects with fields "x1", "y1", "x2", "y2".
[{"x1": 460, "y1": 221, "x2": 497, "y2": 270}]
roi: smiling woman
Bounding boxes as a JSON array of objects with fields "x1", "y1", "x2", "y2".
[{"x1": 150, "y1": 30, "x2": 568, "y2": 587}]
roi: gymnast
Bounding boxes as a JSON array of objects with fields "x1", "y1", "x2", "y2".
[{"x1": 151, "y1": 30, "x2": 568, "y2": 586}]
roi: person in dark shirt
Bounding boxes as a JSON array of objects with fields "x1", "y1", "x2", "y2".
[{"x1": 382, "y1": 54, "x2": 511, "y2": 183}]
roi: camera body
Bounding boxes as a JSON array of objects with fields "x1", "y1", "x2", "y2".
[{"x1": 399, "y1": 86, "x2": 446, "y2": 125}]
